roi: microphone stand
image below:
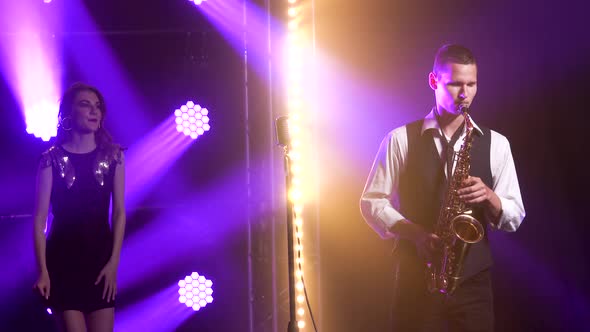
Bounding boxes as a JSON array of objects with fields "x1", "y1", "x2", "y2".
[{"x1": 281, "y1": 146, "x2": 299, "y2": 332}]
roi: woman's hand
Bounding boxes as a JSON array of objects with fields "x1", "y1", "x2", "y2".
[
  {"x1": 95, "y1": 259, "x2": 119, "y2": 302},
  {"x1": 33, "y1": 271, "x2": 50, "y2": 300}
]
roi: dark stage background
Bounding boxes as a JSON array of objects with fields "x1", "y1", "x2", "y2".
[{"x1": 1, "y1": 0, "x2": 589, "y2": 331}]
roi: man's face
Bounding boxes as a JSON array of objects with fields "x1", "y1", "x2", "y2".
[{"x1": 430, "y1": 62, "x2": 477, "y2": 116}]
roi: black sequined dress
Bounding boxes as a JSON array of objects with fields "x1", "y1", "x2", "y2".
[{"x1": 40, "y1": 145, "x2": 120, "y2": 313}]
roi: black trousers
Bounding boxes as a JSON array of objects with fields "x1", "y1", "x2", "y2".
[{"x1": 391, "y1": 252, "x2": 494, "y2": 332}]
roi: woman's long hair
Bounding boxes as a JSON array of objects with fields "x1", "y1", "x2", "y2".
[{"x1": 55, "y1": 82, "x2": 114, "y2": 149}]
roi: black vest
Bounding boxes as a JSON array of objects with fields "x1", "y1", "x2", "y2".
[{"x1": 397, "y1": 119, "x2": 494, "y2": 279}]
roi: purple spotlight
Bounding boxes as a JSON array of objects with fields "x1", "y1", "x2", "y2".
[
  {"x1": 46, "y1": 308, "x2": 52, "y2": 315},
  {"x1": 178, "y1": 272, "x2": 214, "y2": 311},
  {"x1": 25, "y1": 100, "x2": 59, "y2": 141},
  {"x1": 189, "y1": 0, "x2": 208, "y2": 5},
  {"x1": 174, "y1": 101, "x2": 212, "y2": 140}
]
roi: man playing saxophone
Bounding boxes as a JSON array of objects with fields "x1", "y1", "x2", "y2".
[{"x1": 360, "y1": 44, "x2": 525, "y2": 331}]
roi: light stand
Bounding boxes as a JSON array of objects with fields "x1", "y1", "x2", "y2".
[{"x1": 276, "y1": 116, "x2": 299, "y2": 332}]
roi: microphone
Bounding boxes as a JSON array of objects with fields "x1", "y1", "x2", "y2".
[{"x1": 275, "y1": 115, "x2": 290, "y2": 148}]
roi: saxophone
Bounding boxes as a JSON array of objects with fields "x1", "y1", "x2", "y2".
[{"x1": 427, "y1": 105, "x2": 484, "y2": 295}]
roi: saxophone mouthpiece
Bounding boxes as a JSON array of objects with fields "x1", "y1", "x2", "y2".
[{"x1": 459, "y1": 104, "x2": 470, "y2": 114}]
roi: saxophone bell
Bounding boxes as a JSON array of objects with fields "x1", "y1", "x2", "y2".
[{"x1": 452, "y1": 213, "x2": 484, "y2": 244}]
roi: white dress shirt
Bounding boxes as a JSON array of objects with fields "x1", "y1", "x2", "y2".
[{"x1": 360, "y1": 109, "x2": 525, "y2": 239}]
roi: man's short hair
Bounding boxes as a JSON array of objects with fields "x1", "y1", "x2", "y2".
[{"x1": 433, "y1": 44, "x2": 476, "y2": 76}]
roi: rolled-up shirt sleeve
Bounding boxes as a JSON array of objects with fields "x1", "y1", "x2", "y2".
[
  {"x1": 360, "y1": 128, "x2": 408, "y2": 239},
  {"x1": 489, "y1": 131, "x2": 526, "y2": 231}
]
